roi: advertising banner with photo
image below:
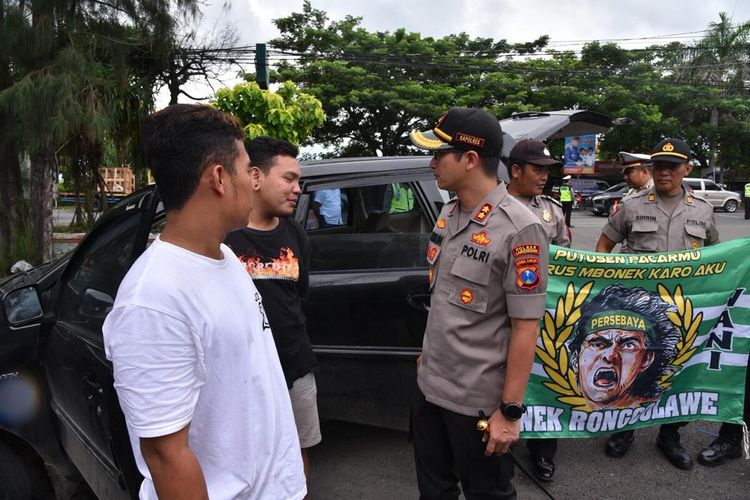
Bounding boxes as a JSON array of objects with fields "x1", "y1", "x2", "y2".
[
  {"x1": 521, "y1": 239, "x2": 750, "y2": 438},
  {"x1": 563, "y1": 134, "x2": 598, "y2": 174}
]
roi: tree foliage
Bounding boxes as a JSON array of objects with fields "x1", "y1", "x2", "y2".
[
  {"x1": 0, "y1": 0, "x2": 230, "y2": 273},
  {"x1": 270, "y1": 3, "x2": 750, "y2": 173},
  {"x1": 213, "y1": 81, "x2": 325, "y2": 144},
  {"x1": 271, "y1": 1, "x2": 547, "y2": 156}
]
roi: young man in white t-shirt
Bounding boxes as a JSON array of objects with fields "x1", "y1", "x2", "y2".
[{"x1": 102, "y1": 104, "x2": 306, "y2": 500}]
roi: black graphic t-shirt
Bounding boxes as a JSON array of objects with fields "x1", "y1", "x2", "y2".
[{"x1": 225, "y1": 218, "x2": 316, "y2": 388}]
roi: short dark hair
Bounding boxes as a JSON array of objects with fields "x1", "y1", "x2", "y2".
[
  {"x1": 142, "y1": 104, "x2": 243, "y2": 211},
  {"x1": 478, "y1": 155, "x2": 501, "y2": 178},
  {"x1": 569, "y1": 284, "x2": 681, "y2": 400},
  {"x1": 245, "y1": 136, "x2": 299, "y2": 174}
]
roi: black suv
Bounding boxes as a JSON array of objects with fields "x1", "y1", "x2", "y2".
[
  {"x1": 0, "y1": 110, "x2": 615, "y2": 500},
  {"x1": 589, "y1": 182, "x2": 629, "y2": 216}
]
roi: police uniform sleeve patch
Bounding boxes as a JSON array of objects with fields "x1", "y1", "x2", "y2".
[
  {"x1": 516, "y1": 265, "x2": 541, "y2": 290},
  {"x1": 512, "y1": 244, "x2": 541, "y2": 258},
  {"x1": 515, "y1": 257, "x2": 539, "y2": 267},
  {"x1": 542, "y1": 209, "x2": 552, "y2": 222}
]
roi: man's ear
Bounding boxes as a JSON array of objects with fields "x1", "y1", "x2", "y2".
[
  {"x1": 511, "y1": 163, "x2": 521, "y2": 179},
  {"x1": 684, "y1": 163, "x2": 693, "y2": 176},
  {"x1": 463, "y1": 150, "x2": 481, "y2": 172},
  {"x1": 206, "y1": 164, "x2": 227, "y2": 195},
  {"x1": 250, "y1": 166, "x2": 263, "y2": 191}
]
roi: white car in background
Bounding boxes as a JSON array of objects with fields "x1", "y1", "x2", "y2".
[{"x1": 683, "y1": 178, "x2": 741, "y2": 212}]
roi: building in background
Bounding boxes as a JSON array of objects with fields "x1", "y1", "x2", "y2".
[{"x1": 99, "y1": 167, "x2": 135, "y2": 195}]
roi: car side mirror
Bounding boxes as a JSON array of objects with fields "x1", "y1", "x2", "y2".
[
  {"x1": 79, "y1": 288, "x2": 114, "y2": 320},
  {"x1": 3, "y1": 285, "x2": 43, "y2": 326}
]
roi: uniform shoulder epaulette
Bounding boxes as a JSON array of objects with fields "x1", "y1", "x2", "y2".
[
  {"x1": 502, "y1": 195, "x2": 544, "y2": 232},
  {"x1": 540, "y1": 194, "x2": 562, "y2": 207},
  {"x1": 688, "y1": 192, "x2": 712, "y2": 205},
  {"x1": 627, "y1": 189, "x2": 651, "y2": 201}
]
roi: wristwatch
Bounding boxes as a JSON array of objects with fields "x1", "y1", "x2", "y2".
[{"x1": 500, "y1": 401, "x2": 526, "y2": 421}]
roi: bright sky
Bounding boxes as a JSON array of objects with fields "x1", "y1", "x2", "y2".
[
  {"x1": 161, "y1": 0, "x2": 750, "y2": 106},
  {"x1": 221, "y1": 0, "x2": 748, "y2": 46}
]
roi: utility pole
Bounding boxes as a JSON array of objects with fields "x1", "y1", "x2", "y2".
[{"x1": 255, "y1": 43, "x2": 268, "y2": 90}]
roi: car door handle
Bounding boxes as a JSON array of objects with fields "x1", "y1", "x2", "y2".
[
  {"x1": 407, "y1": 292, "x2": 431, "y2": 313},
  {"x1": 82, "y1": 376, "x2": 104, "y2": 414}
]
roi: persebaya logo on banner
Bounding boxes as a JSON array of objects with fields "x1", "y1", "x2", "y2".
[{"x1": 522, "y1": 239, "x2": 750, "y2": 438}]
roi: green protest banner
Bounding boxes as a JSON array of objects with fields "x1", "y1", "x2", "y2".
[{"x1": 522, "y1": 238, "x2": 750, "y2": 438}]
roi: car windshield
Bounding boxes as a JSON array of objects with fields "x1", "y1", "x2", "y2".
[{"x1": 601, "y1": 182, "x2": 627, "y2": 193}]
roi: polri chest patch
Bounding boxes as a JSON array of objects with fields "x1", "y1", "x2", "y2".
[{"x1": 460, "y1": 243, "x2": 490, "y2": 264}]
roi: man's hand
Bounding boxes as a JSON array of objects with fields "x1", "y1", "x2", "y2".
[{"x1": 482, "y1": 409, "x2": 521, "y2": 457}]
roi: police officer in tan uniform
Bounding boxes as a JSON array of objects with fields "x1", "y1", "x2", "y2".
[
  {"x1": 410, "y1": 108, "x2": 549, "y2": 499},
  {"x1": 615, "y1": 151, "x2": 653, "y2": 252},
  {"x1": 505, "y1": 138, "x2": 567, "y2": 482},
  {"x1": 507, "y1": 139, "x2": 570, "y2": 249},
  {"x1": 596, "y1": 138, "x2": 719, "y2": 470},
  {"x1": 620, "y1": 151, "x2": 653, "y2": 201}
]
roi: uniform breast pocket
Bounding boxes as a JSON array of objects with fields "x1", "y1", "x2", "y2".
[
  {"x1": 684, "y1": 224, "x2": 706, "y2": 249},
  {"x1": 629, "y1": 219, "x2": 659, "y2": 253},
  {"x1": 447, "y1": 257, "x2": 490, "y2": 313}
]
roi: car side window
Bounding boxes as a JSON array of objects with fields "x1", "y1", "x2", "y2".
[
  {"x1": 57, "y1": 211, "x2": 147, "y2": 334},
  {"x1": 703, "y1": 181, "x2": 720, "y2": 191},
  {"x1": 305, "y1": 182, "x2": 430, "y2": 271}
]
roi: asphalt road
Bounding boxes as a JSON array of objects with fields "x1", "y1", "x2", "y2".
[{"x1": 308, "y1": 210, "x2": 750, "y2": 500}]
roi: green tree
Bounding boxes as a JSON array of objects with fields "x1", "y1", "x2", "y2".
[
  {"x1": 682, "y1": 12, "x2": 750, "y2": 178},
  {"x1": 212, "y1": 81, "x2": 325, "y2": 144},
  {"x1": 0, "y1": 0, "x2": 198, "y2": 267},
  {"x1": 270, "y1": 1, "x2": 546, "y2": 155}
]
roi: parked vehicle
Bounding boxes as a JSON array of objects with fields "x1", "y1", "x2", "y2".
[
  {"x1": 570, "y1": 178, "x2": 610, "y2": 201},
  {"x1": 589, "y1": 182, "x2": 629, "y2": 216},
  {"x1": 0, "y1": 109, "x2": 616, "y2": 499},
  {"x1": 551, "y1": 178, "x2": 610, "y2": 206},
  {"x1": 683, "y1": 178, "x2": 741, "y2": 212}
]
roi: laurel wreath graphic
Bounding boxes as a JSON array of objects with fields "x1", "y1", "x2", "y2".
[
  {"x1": 536, "y1": 281, "x2": 701, "y2": 411},
  {"x1": 656, "y1": 284, "x2": 702, "y2": 389},
  {"x1": 536, "y1": 281, "x2": 594, "y2": 411}
]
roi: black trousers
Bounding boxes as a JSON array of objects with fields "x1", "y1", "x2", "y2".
[
  {"x1": 744, "y1": 196, "x2": 750, "y2": 219},
  {"x1": 412, "y1": 388, "x2": 516, "y2": 500},
  {"x1": 561, "y1": 201, "x2": 573, "y2": 226}
]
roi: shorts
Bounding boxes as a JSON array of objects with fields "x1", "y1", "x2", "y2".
[{"x1": 289, "y1": 372, "x2": 322, "y2": 448}]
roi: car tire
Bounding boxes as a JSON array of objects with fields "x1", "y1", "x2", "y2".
[
  {"x1": 0, "y1": 442, "x2": 32, "y2": 500},
  {"x1": 724, "y1": 199, "x2": 738, "y2": 213}
]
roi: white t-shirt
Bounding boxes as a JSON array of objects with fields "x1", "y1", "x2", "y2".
[{"x1": 103, "y1": 237, "x2": 305, "y2": 500}]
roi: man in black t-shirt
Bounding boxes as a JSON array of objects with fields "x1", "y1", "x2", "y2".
[{"x1": 224, "y1": 137, "x2": 319, "y2": 483}]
